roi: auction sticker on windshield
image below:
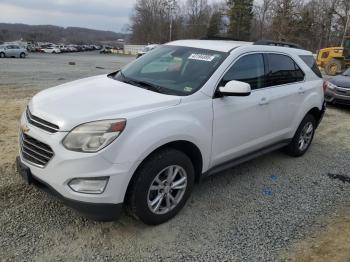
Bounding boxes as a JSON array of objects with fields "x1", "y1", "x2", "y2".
[{"x1": 188, "y1": 54, "x2": 215, "y2": 62}]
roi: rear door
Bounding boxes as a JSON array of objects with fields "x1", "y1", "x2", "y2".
[
  {"x1": 264, "y1": 53, "x2": 305, "y2": 141},
  {"x1": 211, "y1": 53, "x2": 274, "y2": 166}
]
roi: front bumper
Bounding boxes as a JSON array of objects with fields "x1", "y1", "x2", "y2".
[
  {"x1": 325, "y1": 88, "x2": 350, "y2": 105},
  {"x1": 17, "y1": 111, "x2": 140, "y2": 220},
  {"x1": 16, "y1": 157, "x2": 122, "y2": 221}
]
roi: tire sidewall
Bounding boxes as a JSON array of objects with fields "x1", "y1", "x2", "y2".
[
  {"x1": 291, "y1": 115, "x2": 316, "y2": 156},
  {"x1": 131, "y1": 149, "x2": 195, "y2": 225},
  {"x1": 0, "y1": 52, "x2": 5, "y2": 58},
  {"x1": 20, "y1": 52, "x2": 25, "y2": 58}
]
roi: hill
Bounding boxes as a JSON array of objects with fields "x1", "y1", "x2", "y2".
[{"x1": 0, "y1": 23, "x2": 127, "y2": 44}]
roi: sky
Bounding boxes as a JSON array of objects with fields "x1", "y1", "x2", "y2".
[
  {"x1": 0, "y1": 0, "x2": 223, "y2": 33},
  {"x1": 0, "y1": 0, "x2": 138, "y2": 32}
]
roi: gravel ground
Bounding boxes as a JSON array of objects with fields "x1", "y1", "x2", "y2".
[{"x1": 1, "y1": 53, "x2": 350, "y2": 261}]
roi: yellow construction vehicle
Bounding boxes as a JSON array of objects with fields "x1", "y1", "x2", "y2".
[{"x1": 316, "y1": 36, "x2": 350, "y2": 75}]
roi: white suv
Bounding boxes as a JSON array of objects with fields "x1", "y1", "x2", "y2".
[{"x1": 16, "y1": 40, "x2": 326, "y2": 225}]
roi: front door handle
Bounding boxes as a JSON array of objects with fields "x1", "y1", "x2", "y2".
[{"x1": 259, "y1": 97, "x2": 269, "y2": 105}]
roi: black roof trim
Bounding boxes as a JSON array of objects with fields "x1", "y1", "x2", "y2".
[
  {"x1": 200, "y1": 36, "x2": 242, "y2": 41},
  {"x1": 254, "y1": 40, "x2": 304, "y2": 50}
]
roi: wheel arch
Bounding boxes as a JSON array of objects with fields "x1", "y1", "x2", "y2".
[
  {"x1": 124, "y1": 140, "x2": 204, "y2": 203},
  {"x1": 306, "y1": 106, "x2": 324, "y2": 128}
]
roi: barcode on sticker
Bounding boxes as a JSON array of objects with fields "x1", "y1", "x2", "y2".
[{"x1": 188, "y1": 54, "x2": 215, "y2": 61}]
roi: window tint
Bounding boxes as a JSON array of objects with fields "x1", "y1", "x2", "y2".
[
  {"x1": 222, "y1": 54, "x2": 265, "y2": 90},
  {"x1": 299, "y1": 55, "x2": 322, "y2": 78},
  {"x1": 266, "y1": 54, "x2": 304, "y2": 86}
]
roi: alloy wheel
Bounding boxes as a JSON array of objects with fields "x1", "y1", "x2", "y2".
[
  {"x1": 298, "y1": 122, "x2": 314, "y2": 151},
  {"x1": 147, "y1": 165, "x2": 187, "y2": 215}
]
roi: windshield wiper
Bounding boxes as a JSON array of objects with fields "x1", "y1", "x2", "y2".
[
  {"x1": 118, "y1": 70, "x2": 178, "y2": 95},
  {"x1": 131, "y1": 80, "x2": 165, "y2": 93},
  {"x1": 119, "y1": 71, "x2": 165, "y2": 93}
]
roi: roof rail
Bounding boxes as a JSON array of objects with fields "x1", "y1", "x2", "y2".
[
  {"x1": 200, "y1": 36, "x2": 242, "y2": 41},
  {"x1": 254, "y1": 40, "x2": 304, "y2": 49}
]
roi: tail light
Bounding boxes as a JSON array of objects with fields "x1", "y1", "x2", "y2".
[{"x1": 323, "y1": 81, "x2": 328, "y2": 93}]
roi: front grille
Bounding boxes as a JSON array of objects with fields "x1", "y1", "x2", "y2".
[
  {"x1": 334, "y1": 98, "x2": 350, "y2": 105},
  {"x1": 26, "y1": 108, "x2": 59, "y2": 133},
  {"x1": 20, "y1": 133, "x2": 54, "y2": 167},
  {"x1": 335, "y1": 87, "x2": 350, "y2": 97}
]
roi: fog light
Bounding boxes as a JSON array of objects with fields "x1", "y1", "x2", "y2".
[{"x1": 68, "y1": 177, "x2": 109, "y2": 194}]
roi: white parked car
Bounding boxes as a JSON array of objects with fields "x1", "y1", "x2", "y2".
[
  {"x1": 41, "y1": 46, "x2": 61, "y2": 54},
  {"x1": 17, "y1": 40, "x2": 326, "y2": 225}
]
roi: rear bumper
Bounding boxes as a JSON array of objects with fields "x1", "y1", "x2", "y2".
[
  {"x1": 16, "y1": 156, "x2": 123, "y2": 221},
  {"x1": 316, "y1": 100, "x2": 326, "y2": 128}
]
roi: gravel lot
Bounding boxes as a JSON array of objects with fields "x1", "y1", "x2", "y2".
[{"x1": 1, "y1": 52, "x2": 350, "y2": 261}]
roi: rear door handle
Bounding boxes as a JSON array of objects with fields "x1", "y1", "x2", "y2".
[
  {"x1": 259, "y1": 97, "x2": 269, "y2": 105},
  {"x1": 298, "y1": 87, "x2": 306, "y2": 94}
]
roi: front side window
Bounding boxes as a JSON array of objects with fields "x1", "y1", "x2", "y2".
[
  {"x1": 113, "y1": 45, "x2": 227, "y2": 96},
  {"x1": 266, "y1": 54, "x2": 304, "y2": 86},
  {"x1": 221, "y1": 54, "x2": 266, "y2": 90}
]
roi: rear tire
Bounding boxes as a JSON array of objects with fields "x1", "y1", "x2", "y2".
[
  {"x1": 325, "y1": 59, "x2": 342, "y2": 76},
  {"x1": 127, "y1": 148, "x2": 195, "y2": 225},
  {"x1": 285, "y1": 114, "x2": 316, "y2": 157}
]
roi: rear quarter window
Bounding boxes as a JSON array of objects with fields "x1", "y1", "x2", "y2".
[{"x1": 299, "y1": 55, "x2": 323, "y2": 78}]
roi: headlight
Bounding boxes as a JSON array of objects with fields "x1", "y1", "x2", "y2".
[
  {"x1": 62, "y1": 119, "x2": 126, "y2": 152},
  {"x1": 327, "y1": 81, "x2": 337, "y2": 90}
]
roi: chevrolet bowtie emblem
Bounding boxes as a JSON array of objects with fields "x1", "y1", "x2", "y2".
[{"x1": 21, "y1": 124, "x2": 30, "y2": 133}]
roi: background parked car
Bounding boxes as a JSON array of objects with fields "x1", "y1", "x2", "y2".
[
  {"x1": 136, "y1": 44, "x2": 159, "y2": 58},
  {"x1": 100, "y1": 46, "x2": 113, "y2": 54},
  {"x1": 325, "y1": 68, "x2": 350, "y2": 105},
  {"x1": 0, "y1": 44, "x2": 27, "y2": 58},
  {"x1": 40, "y1": 46, "x2": 61, "y2": 54}
]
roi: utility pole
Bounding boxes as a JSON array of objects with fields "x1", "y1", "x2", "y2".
[
  {"x1": 342, "y1": 13, "x2": 350, "y2": 46},
  {"x1": 168, "y1": 0, "x2": 176, "y2": 41}
]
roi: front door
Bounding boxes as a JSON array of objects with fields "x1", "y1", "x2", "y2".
[{"x1": 211, "y1": 53, "x2": 274, "y2": 167}]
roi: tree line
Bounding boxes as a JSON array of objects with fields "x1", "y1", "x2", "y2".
[{"x1": 129, "y1": 0, "x2": 350, "y2": 52}]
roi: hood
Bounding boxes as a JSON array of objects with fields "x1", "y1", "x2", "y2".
[
  {"x1": 29, "y1": 75, "x2": 181, "y2": 131},
  {"x1": 329, "y1": 75, "x2": 350, "y2": 88}
]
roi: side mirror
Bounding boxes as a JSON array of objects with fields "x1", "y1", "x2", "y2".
[{"x1": 218, "y1": 80, "x2": 251, "y2": 96}]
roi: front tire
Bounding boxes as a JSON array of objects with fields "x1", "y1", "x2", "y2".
[
  {"x1": 127, "y1": 148, "x2": 195, "y2": 225},
  {"x1": 285, "y1": 114, "x2": 316, "y2": 157},
  {"x1": 20, "y1": 52, "x2": 26, "y2": 58},
  {"x1": 0, "y1": 52, "x2": 5, "y2": 58}
]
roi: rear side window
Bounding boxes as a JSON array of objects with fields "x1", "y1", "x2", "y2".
[
  {"x1": 221, "y1": 54, "x2": 265, "y2": 90},
  {"x1": 299, "y1": 55, "x2": 323, "y2": 78},
  {"x1": 266, "y1": 54, "x2": 304, "y2": 87}
]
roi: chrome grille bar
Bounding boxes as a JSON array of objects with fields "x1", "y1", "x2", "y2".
[
  {"x1": 26, "y1": 108, "x2": 59, "y2": 133},
  {"x1": 20, "y1": 133, "x2": 54, "y2": 168}
]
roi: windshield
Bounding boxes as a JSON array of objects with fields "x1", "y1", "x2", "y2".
[
  {"x1": 343, "y1": 68, "x2": 350, "y2": 76},
  {"x1": 113, "y1": 45, "x2": 227, "y2": 96}
]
